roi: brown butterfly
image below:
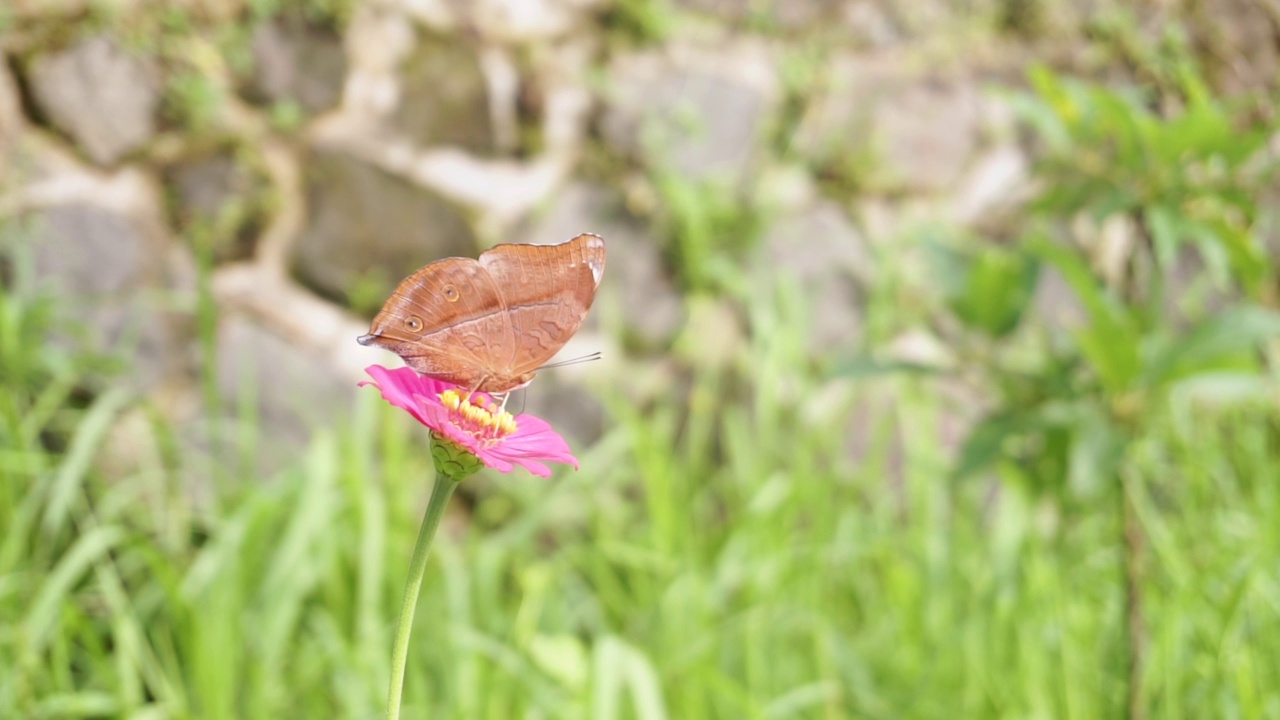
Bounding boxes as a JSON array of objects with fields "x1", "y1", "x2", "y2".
[{"x1": 357, "y1": 233, "x2": 606, "y2": 396}]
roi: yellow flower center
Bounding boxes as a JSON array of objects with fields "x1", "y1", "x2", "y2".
[{"x1": 439, "y1": 389, "x2": 518, "y2": 442}]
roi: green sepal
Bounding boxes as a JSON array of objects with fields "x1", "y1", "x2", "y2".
[{"x1": 429, "y1": 431, "x2": 484, "y2": 480}]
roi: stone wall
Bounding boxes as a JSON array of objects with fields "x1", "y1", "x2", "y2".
[{"x1": 1, "y1": 0, "x2": 1275, "y2": 481}]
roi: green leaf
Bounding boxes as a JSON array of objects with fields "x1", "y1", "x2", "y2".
[
  {"x1": 1027, "y1": 237, "x2": 1141, "y2": 392},
  {"x1": 830, "y1": 355, "x2": 941, "y2": 379},
  {"x1": 944, "y1": 245, "x2": 1040, "y2": 338},
  {"x1": 24, "y1": 525, "x2": 127, "y2": 659},
  {"x1": 1067, "y1": 405, "x2": 1127, "y2": 498},
  {"x1": 42, "y1": 387, "x2": 133, "y2": 537},
  {"x1": 1167, "y1": 373, "x2": 1278, "y2": 436},
  {"x1": 1144, "y1": 306, "x2": 1280, "y2": 388},
  {"x1": 952, "y1": 411, "x2": 1025, "y2": 481},
  {"x1": 1145, "y1": 204, "x2": 1181, "y2": 273}
]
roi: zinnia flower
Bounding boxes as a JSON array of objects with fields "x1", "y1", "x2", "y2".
[{"x1": 359, "y1": 364, "x2": 579, "y2": 478}]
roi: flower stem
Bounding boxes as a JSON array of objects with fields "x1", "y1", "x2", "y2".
[{"x1": 387, "y1": 473, "x2": 459, "y2": 720}]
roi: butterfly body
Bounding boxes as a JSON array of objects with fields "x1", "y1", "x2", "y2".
[{"x1": 358, "y1": 233, "x2": 606, "y2": 394}]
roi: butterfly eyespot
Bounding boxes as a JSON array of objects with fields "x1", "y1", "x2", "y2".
[
  {"x1": 443, "y1": 285, "x2": 460, "y2": 302},
  {"x1": 404, "y1": 316, "x2": 424, "y2": 332}
]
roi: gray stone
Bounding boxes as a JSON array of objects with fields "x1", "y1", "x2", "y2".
[
  {"x1": 294, "y1": 147, "x2": 477, "y2": 304},
  {"x1": 27, "y1": 35, "x2": 160, "y2": 166},
  {"x1": 871, "y1": 81, "x2": 980, "y2": 193},
  {"x1": 393, "y1": 0, "x2": 604, "y2": 41},
  {"x1": 676, "y1": 0, "x2": 847, "y2": 29},
  {"x1": 759, "y1": 201, "x2": 871, "y2": 353},
  {"x1": 0, "y1": 61, "x2": 23, "y2": 154},
  {"x1": 600, "y1": 43, "x2": 779, "y2": 182},
  {"x1": 1031, "y1": 262, "x2": 1086, "y2": 331},
  {"x1": 33, "y1": 203, "x2": 148, "y2": 295},
  {"x1": 1186, "y1": 0, "x2": 1280, "y2": 96},
  {"x1": 519, "y1": 373, "x2": 607, "y2": 448},
  {"x1": 469, "y1": 0, "x2": 604, "y2": 41},
  {"x1": 946, "y1": 144, "x2": 1030, "y2": 226},
  {"x1": 169, "y1": 155, "x2": 241, "y2": 222},
  {"x1": 393, "y1": 33, "x2": 494, "y2": 154},
  {"x1": 842, "y1": 1, "x2": 902, "y2": 46},
  {"x1": 166, "y1": 153, "x2": 267, "y2": 263},
  {"x1": 796, "y1": 52, "x2": 980, "y2": 194},
  {"x1": 29, "y1": 202, "x2": 193, "y2": 388},
  {"x1": 512, "y1": 182, "x2": 685, "y2": 350},
  {"x1": 214, "y1": 312, "x2": 354, "y2": 475},
  {"x1": 248, "y1": 13, "x2": 348, "y2": 114}
]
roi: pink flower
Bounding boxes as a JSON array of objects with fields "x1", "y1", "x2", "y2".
[{"x1": 359, "y1": 365, "x2": 579, "y2": 478}]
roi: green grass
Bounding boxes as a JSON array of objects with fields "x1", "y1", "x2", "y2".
[{"x1": 3, "y1": 255, "x2": 1280, "y2": 719}]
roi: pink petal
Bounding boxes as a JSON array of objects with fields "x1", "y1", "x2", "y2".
[
  {"x1": 503, "y1": 424, "x2": 577, "y2": 462},
  {"x1": 360, "y1": 366, "x2": 433, "y2": 426},
  {"x1": 475, "y1": 450, "x2": 515, "y2": 473},
  {"x1": 510, "y1": 457, "x2": 553, "y2": 477},
  {"x1": 360, "y1": 364, "x2": 579, "y2": 477}
]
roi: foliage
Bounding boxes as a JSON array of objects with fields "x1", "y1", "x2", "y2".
[
  {"x1": 652, "y1": 172, "x2": 765, "y2": 295},
  {"x1": 947, "y1": 67, "x2": 1280, "y2": 496},
  {"x1": 603, "y1": 0, "x2": 677, "y2": 45},
  {"x1": 928, "y1": 66, "x2": 1280, "y2": 714},
  {"x1": 5, "y1": 256, "x2": 1280, "y2": 716},
  {"x1": 7, "y1": 39, "x2": 1280, "y2": 720}
]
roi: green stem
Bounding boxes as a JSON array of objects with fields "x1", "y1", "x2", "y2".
[
  {"x1": 1121, "y1": 470, "x2": 1147, "y2": 720},
  {"x1": 387, "y1": 472, "x2": 459, "y2": 720}
]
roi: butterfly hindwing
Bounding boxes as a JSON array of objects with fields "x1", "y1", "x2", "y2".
[{"x1": 478, "y1": 234, "x2": 606, "y2": 375}]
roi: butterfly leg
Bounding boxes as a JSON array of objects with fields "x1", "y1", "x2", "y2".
[
  {"x1": 461, "y1": 377, "x2": 489, "y2": 404},
  {"x1": 492, "y1": 392, "x2": 511, "y2": 413}
]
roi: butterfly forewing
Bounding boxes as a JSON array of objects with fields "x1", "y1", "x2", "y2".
[
  {"x1": 360, "y1": 234, "x2": 605, "y2": 393},
  {"x1": 477, "y1": 233, "x2": 606, "y2": 375},
  {"x1": 367, "y1": 258, "x2": 514, "y2": 387}
]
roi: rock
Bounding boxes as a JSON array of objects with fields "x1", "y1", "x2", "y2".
[
  {"x1": 33, "y1": 203, "x2": 146, "y2": 294},
  {"x1": 214, "y1": 311, "x2": 355, "y2": 474},
  {"x1": 304, "y1": 115, "x2": 574, "y2": 240},
  {"x1": 946, "y1": 143, "x2": 1030, "y2": 226},
  {"x1": 0, "y1": 60, "x2": 23, "y2": 152},
  {"x1": 880, "y1": 0, "x2": 961, "y2": 38},
  {"x1": 390, "y1": 0, "x2": 607, "y2": 41},
  {"x1": 293, "y1": 146, "x2": 477, "y2": 306},
  {"x1": 842, "y1": 1, "x2": 902, "y2": 47},
  {"x1": 211, "y1": 264, "x2": 374, "y2": 385},
  {"x1": 867, "y1": 81, "x2": 981, "y2": 193},
  {"x1": 468, "y1": 0, "x2": 605, "y2": 42},
  {"x1": 342, "y1": 2, "x2": 417, "y2": 119},
  {"x1": 676, "y1": 0, "x2": 847, "y2": 30},
  {"x1": 29, "y1": 201, "x2": 194, "y2": 390},
  {"x1": 165, "y1": 151, "x2": 270, "y2": 263},
  {"x1": 1186, "y1": 0, "x2": 1280, "y2": 95},
  {"x1": 248, "y1": 12, "x2": 348, "y2": 114},
  {"x1": 759, "y1": 201, "x2": 871, "y2": 353},
  {"x1": 675, "y1": 296, "x2": 745, "y2": 371},
  {"x1": 520, "y1": 368, "x2": 607, "y2": 447},
  {"x1": 511, "y1": 181, "x2": 685, "y2": 350},
  {"x1": 796, "y1": 52, "x2": 980, "y2": 194},
  {"x1": 1031, "y1": 261, "x2": 1086, "y2": 331},
  {"x1": 393, "y1": 32, "x2": 494, "y2": 154},
  {"x1": 600, "y1": 40, "x2": 780, "y2": 182},
  {"x1": 27, "y1": 35, "x2": 160, "y2": 166}
]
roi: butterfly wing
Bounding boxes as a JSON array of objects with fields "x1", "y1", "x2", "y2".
[
  {"x1": 477, "y1": 233, "x2": 606, "y2": 376},
  {"x1": 360, "y1": 257, "x2": 514, "y2": 389}
]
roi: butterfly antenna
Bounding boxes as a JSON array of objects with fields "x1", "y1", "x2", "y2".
[
  {"x1": 539, "y1": 351, "x2": 603, "y2": 370},
  {"x1": 463, "y1": 377, "x2": 488, "y2": 405}
]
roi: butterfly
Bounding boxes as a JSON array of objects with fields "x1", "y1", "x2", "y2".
[{"x1": 358, "y1": 233, "x2": 606, "y2": 397}]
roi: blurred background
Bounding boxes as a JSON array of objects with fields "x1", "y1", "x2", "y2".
[{"x1": 3, "y1": 0, "x2": 1280, "y2": 717}]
